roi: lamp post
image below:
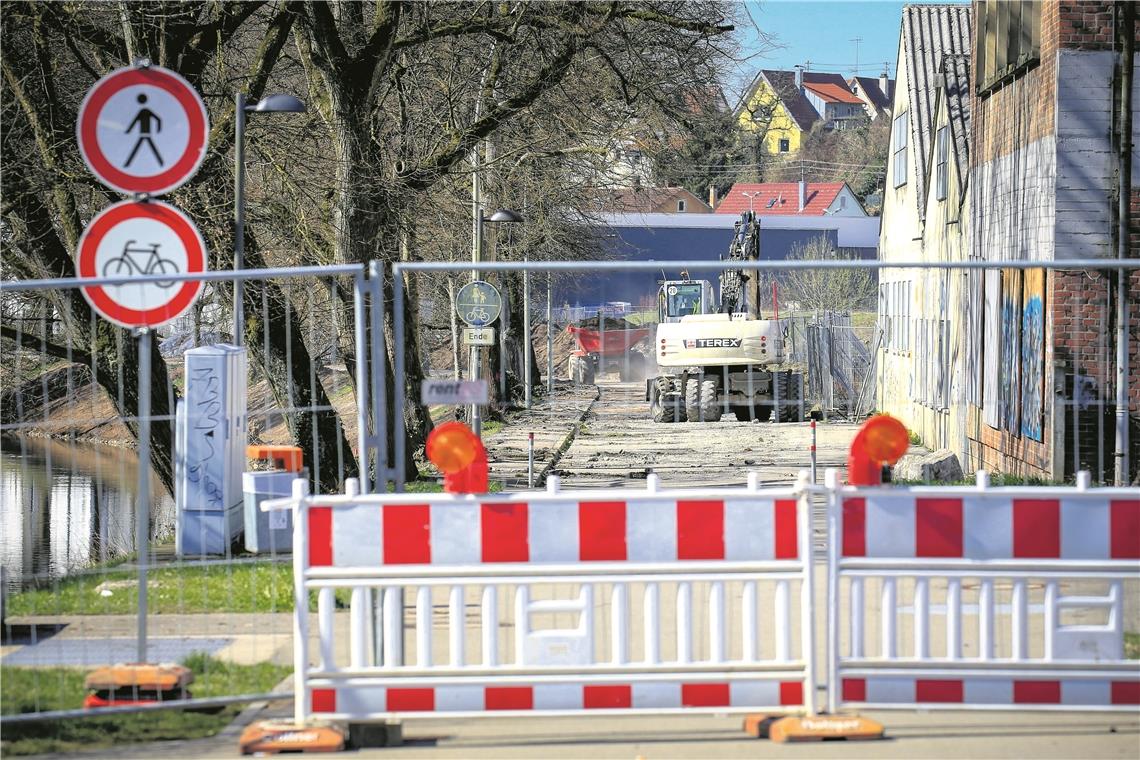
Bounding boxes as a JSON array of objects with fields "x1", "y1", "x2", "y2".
[
  {"x1": 233, "y1": 93, "x2": 306, "y2": 346},
  {"x1": 470, "y1": 208, "x2": 523, "y2": 436},
  {"x1": 741, "y1": 190, "x2": 761, "y2": 213}
]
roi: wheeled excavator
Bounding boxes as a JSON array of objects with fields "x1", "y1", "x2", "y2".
[{"x1": 646, "y1": 211, "x2": 805, "y2": 423}]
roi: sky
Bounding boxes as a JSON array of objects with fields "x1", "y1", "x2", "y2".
[{"x1": 739, "y1": 0, "x2": 957, "y2": 81}]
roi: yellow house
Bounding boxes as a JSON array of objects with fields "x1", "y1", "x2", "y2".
[{"x1": 734, "y1": 68, "x2": 869, "y2": 155}]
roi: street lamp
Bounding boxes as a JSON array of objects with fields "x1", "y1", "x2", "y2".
[
  {"x1": 470, "y1": 208, "x2": 524, "y2": 436},
  {"x1": 741, "y1": 190, "x2": 761, "y2": 213},
  {"x1": 233, "y1": 92, "x2": 307, "y2": 345}
]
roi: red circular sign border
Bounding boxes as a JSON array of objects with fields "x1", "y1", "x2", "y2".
[
  {"x1": 77, "y1": 66, "x2": 208, "y2": 196},
  {"x1": 78, "y1": 200, "x2": 207, "y2": 328}
]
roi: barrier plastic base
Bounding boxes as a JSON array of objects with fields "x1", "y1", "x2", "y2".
[
  {"x1": 744, "y1": 714, "x2": 885, "y2": 742},
  {"x1": 348, "y1": 720, "x2": 403, "y2": 748},
  {"x1": 238, "y1": 720, "x2": 346, "y2": 754}
]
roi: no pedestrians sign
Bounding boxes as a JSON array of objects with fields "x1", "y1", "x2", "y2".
[{"x1": 77, "y1": 64, "x2": 209, "y2": 196}]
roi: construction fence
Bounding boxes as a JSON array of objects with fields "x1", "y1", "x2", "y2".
[{"x1": 1, "y1": 257, "x2": 1137, "y2": 731}]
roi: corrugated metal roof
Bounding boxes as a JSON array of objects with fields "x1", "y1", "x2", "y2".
[
  {"x1": 941, "y1": 54, "x2": 972, "y2": 202},
  {"x1": 900, "y1": 4, "x2": 972, "y2": 218}
]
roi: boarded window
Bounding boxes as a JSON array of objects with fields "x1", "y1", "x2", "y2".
[
  {"x1": 892, "y1": 112, "x2": 908, "y2": 187},
  {"x1": 976, "y1": 0, "x2": 1041, "y2": 96}
]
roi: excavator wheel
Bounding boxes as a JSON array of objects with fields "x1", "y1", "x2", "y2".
[
  {"x1": 776, "y1": 372, "x2": 804, "y2": 422},
  {"x1": 650, "y1": 377, "x2": 684, "y2": 423},
  {"x1": 685, "y1": 376, "x2": 722, "y2": 423}
]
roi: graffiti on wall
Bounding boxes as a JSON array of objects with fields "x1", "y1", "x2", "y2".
[
  {"x1": 999, "y1": 268, "x2": 1022, "y2": 433},
  {"x1": 1020, "y1": 269, "x2": 1045, "y2": 441}
]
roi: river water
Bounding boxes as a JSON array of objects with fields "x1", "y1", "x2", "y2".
[{"x1": 0, "y1": 436, "x2": 175, "y2": 590}]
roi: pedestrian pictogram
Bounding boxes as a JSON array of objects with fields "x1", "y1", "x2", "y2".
[
  {"x1": 77, "y1": 63, "x2": 209, "y2": 196},
  {"x1": 77, "y1": 200, "x2": 207, "y2": 328},
  {"x1": 124, "y1": 94, "x2": 165, "y2": 168},
  {"x1": 455, "y1": 280, "x2": 502, "y2": 327}
]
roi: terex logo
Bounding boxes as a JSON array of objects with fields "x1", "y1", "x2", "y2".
[{"x1": 687, "y1": 337, "x2": 742, "y2": 349}]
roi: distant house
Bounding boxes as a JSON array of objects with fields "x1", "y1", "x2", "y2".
[
  {"x1": 734, "y1": 69, "x2": 871, "y2": 154},
  {"x1": 588, "y1": 186, "x2": 712, "y2": 214},
  {"x1": 716, "y1": 182, "x2": 868, "y2": 217},
  {"x1": 848, "y1": 72, "x2": 896, "y2": 120}
]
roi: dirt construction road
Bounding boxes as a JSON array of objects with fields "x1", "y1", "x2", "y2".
[{"x1": 552, "y1": 378, "x2": 868, "y2": 489}]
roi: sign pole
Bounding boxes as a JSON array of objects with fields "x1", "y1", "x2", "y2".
[
  {"x1": 524, "y1": 264, "x2": 532, "y2": 409},
  {"x1": 547, "y1": 274, "x2": 553, "y2": 397},
  {"x1": 233, "y1": 92, "x2": 247, "y2": 346},
  {"x1": 134, "y1": 328, "x2": 151, "y2": 663}
]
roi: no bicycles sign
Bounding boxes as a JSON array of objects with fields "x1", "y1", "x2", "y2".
[
  {"x1": 77, "y1": 200, "x2": 207, "y2": 328},
  {"x1": 77, "y1": 64, "x2": 209, "y2": 196}
]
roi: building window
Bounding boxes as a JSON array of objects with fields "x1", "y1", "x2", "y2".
[
  {"x1": 935, "y1": 125, "x2": 949, "y2": 201},
  {"x1": 677, "y1": 199, "x2": 686, "y2": 212},
  {"x1": 892, "y1": 112, "x2": 908, "y2": 187},
  {"x1": 881, "y1": 280, "x2": 912, "y2": 356},
  {"x1": 976, "y1": 0, "x2": 1041, "y2": 96},
  {"x1": 778, "y1": 138, "x2": 790, "y2": 153}
]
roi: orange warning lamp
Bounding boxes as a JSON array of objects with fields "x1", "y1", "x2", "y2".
[
  {"x1": 847, "y1": 414, "x2": 909, "y2": 485},
  {"x1": 426, "y1": 421, "x2": 489, "y2": 494}
]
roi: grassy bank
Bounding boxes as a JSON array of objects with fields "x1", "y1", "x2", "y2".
[
  {"x1": 0, "y1": 654, "x2": 289, "y2": 756},
  {"x1": 7, "y1": 560, "x2": 296, "y2": 617},
  {"x1": 6, "y1": 475, "x2": 508, "y2": 617}
]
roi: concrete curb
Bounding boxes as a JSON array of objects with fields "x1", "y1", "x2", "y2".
[{"x1": 536, "y1": 383, "x2": 601, "y2": 486}]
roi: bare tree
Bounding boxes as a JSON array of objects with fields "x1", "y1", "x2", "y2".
[{"x1": 783, "y1": 237, "x2": 876, "y2": 314}]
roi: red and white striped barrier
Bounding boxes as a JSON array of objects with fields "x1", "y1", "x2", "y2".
[
  {"x1": 826, "y1": 470, "x2": 1140, "y2": 713},
  {"x1": 278, "y1": 473, "x2": 818, "y2": 724},
  {"x1": 270, "y1": 467, "x2": 1138, "y2": 727},
  {"x1": 306, "y1": 488, "x2": 801, "y2": 568},
  {"x1": 839, "y1": 487, "x2": 1140, "y2": 560}
]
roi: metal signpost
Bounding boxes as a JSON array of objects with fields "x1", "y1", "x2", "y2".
[
  {"x1": 76, "y1": 60, "x2": 209, "y2": 663},
  {"x1": 455, "y1": 280, "x2": 502, "y2": 435}
]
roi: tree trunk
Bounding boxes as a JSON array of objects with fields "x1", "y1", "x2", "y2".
[{"x1": 240, "y1": 232, "x2": 359, "y2": 495}]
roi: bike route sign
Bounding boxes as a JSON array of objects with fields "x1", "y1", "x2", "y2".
[
  {"x1": 77, "y1": 64, "x2": 209, "y2": 196},
  {"x1": 455, "y1": 280, "x2": 502, "y2": 327},
  {"x1": 77, "y1": 200, "x2": 207, "y2": 328}
]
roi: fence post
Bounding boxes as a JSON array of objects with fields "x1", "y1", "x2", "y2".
[
  {"x1": 134, "y1": 328, "x2": 151, "y2": 663},
  {"x1": 824, "y1": 467, "x2": 840, "y2": 715},
  {"x1": 547, "y1": 274, "x2": 554, "y2": 396},
  {"x1": 796, "y1": 469, "x2": 816, "y2": 715}
]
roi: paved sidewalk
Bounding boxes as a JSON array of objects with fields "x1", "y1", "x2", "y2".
[{"x1": 24, "y1": 702, "x2": 1140, "y2": 759}]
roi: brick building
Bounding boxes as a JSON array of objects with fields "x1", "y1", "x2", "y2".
[{"x1": 877, "y1": 2, "x2": 1138, "y2": 484}]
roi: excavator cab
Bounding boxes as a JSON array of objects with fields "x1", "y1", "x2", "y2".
[{"x1": 657, "y1": 278, "x2": 715, "y2": 323}]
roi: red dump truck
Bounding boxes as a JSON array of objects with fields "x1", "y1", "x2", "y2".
[{"x1": 566, "y1": 323, "x2": 651, "y2": 384}]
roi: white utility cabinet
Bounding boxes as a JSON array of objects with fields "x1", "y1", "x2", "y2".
[{"x1": 175, "y1": 344, "x2": 248, "y2": 556}]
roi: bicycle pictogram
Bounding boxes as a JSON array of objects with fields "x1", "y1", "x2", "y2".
[{"x1": 102, "y1": 240, "x2": 179, "y2": 288}]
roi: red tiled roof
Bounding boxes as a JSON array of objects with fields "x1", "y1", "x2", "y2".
[
  {"x1": 714, "y1": 182, "x2": 846, "y2": 216},
  {"x1": 803, "y1": 82, "x2": 863, "y2": 105}
]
